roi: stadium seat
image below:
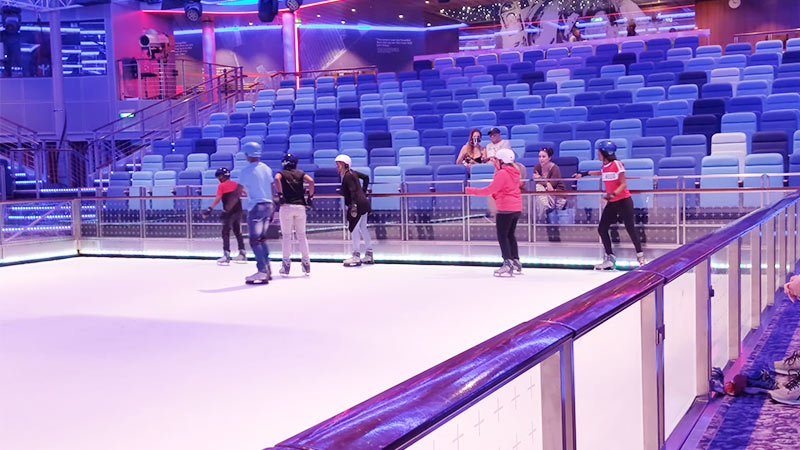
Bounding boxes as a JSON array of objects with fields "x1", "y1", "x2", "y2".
[
  {"x1": 700, "y1": 155, "x2": 740, "y2": 208},
  {"x1": 710, "y1": 132, "x2": 748, "y2": 171},
  {"x1": 682, "y1": 115, "x2": 720, "y2": 152},
  {"x1": 670, "y1": 135, "x2": 707, "y2": 172}
]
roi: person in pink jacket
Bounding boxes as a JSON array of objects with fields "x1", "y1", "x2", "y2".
[{"x1": 466, "y1": 148, "x2": 522, "y2": 277}]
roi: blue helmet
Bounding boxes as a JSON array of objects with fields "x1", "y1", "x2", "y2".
[
  {"x1": 242, "y1": 141, "x2": 262, "y2": 158},
  {"x1": 597, "y1": 140, "x2": 617, "y2": 155},
  {"x1": 282, "y1": 153, "x2": 298, "y2": 170}
]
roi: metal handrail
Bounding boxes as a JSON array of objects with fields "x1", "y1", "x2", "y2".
[
  {"x1": 261, "y1": 190, "x2": 800, "y2": 450},
  {"x1": 733, "y1": 27, "x2": 800, "y2": 41},
  {"x1": 0, "y1": 115, "x2": 40, "y2": 138}
]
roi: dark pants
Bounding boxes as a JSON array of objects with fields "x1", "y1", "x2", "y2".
[
  {"x1": 496, "y1": 212, "x2": 521, "y2": 261},
  {"x1": 598, "y1": 197, "x2": 643, "y2": 255},
  {"x1": 247, "y1": 202, "x2": 273, "y2": 273},
  {"x1": 221, "y1": 211, "x2": 245, "y2": 253}
]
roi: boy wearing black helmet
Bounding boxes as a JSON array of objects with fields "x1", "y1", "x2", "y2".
[
  {"x1": 274, "y1": 153, "x2": 315, "y2": 276},
  {"x1": 202, "y1": 167, "x2": 247, "y2": 265}
]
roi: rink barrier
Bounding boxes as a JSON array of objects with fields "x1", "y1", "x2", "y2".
[{"x1": 257, "y1": 190, "x2": 800, "y2": 450}]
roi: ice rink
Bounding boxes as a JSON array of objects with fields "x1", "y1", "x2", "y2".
[{"x1": 0, "y1": 257, "x2": 620, "y2": 450}]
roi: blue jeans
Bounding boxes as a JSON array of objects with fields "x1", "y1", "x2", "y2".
[{"x1": 247, "y1": 202, "x2": 273, "y2": 273}]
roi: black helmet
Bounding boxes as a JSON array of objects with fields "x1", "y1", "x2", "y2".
[
  {"x1": 282, "y1": 153, "x2": 299, "y2": 170},
  {"x1": 215, "y1": 167, "x2": 231, "y2": 179}
]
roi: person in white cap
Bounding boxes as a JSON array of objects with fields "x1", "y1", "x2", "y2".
[
  {"x1": 335, "y1": 154, "x2": 373, "y2": 266},
  {"x1": 238, "y1": 141, "x2": 274, "y2": 284},
  {"x1": 465, "y1": 148, "x2": 523, "y2": 276}
]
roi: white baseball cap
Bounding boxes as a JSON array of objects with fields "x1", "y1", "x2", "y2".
[
  {"x1": 334, "y1": 154, "x2": 352, "y2": 166},
  {"x1": 495, "y1": 148, "x2": 516, "y2": 164}
]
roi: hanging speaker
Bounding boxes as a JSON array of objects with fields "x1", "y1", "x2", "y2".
[
  {"x1": 286, "y1": 0, "x2": 303, "y2": 12},
  {"x1": 258, "y1": 0, "x2": 278, "y2": 22}
]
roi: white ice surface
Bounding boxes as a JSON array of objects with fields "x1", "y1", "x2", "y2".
[{"x1": 0, "y1": 257, "x2": 619, "y2": 450}]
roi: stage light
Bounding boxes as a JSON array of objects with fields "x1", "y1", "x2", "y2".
[
  {"x1": 184, "y1": 1, "x2": 202, "y2": 22},
  {"x1": 286, "y1": 0, "x2": 303, "y2": 12},
  {"x1": 1, "y1": 6, "x2": 21, "y2": 34},
  {"x1": 258, "y1": 0, "x2": 278, "y2": 22}
]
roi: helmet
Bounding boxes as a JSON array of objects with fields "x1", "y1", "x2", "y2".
[
  {"x1": 242, "y1": 141, "x2": 262, "y2": 158},
  {"x1": 597, "y1": 140, "x2": 617, "y2": 155},
  {"x1": 334, "y1": 154, "x2": 352, "y2": 167},
  {"x1": 215, "y1": 167, "x2": 231, "y2": 179},
  {"x1": 495, "y1": 148, "x2": 516, "y2": 164},
  {"x1": 282, "y1": 153, "x2": 298, "y2": 170}
]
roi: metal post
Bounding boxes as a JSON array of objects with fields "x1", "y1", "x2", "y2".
[
  {"x1": 695, "y1": 258, "x2": 712, "y2": 396},
  {"x1": 530, "y1": 193, "x2": 536, "y2": 243},
  {"x1": 766, "y1": 217, "x2": 776, "y2": 305},
  {"x1": 778, "y1": 209, "x2": 787, "y2": 284},
  {"x1": 751, "y1": 226, "x2": 762, "y2": 329},
  {"x1": 186, "y1": 199, "x2": 193, "y2": 240},
  {"x1": 789, "y1": 203, "x2": 797, "y2": 274},
  {"x1": 71, "y1": 199, "x2": 82, "y2": 251},
  {"x1": 541, "y1": 341, "x2": 576, "y2": 450},
  {"x1": 461, "y1": 192, "x2": 467, "y2": 241},
  {"x1": 728, "y1": 238, "x2": 742, "y2": 361},
  {"x1": 641, "y1": 287, "x2": 666, "y2": 450},
  {"x1": 49, "y1": 10, "x2": 66, "y2": 141}
]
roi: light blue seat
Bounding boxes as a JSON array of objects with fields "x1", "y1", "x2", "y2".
[
  {"x1": 510, "y1": 124, "x2": 539, "y2": 145},
  {"x1": 559, "y1": 79, "x2": 585, "y2": 95},
  {"x1": 385, "y1": 103, "x2": 409, "y2": 118},
  {"x1": 372, "y1": 166, "x2": 402, "y2": 210},
  {"x1": 442, "y1": 113, "x2": 469, "y2": 130},
  {"x1": 559, "y1": 140, "x2": 592, "y2": 160},
  {"x1": 700, "y1": 155, "x2": 740, "y2": 208},
  {"x1": 686, "y1": 57, "x2": 716, "y2": 72},
  {"x1": 316, "y1": 96, "x2": 337, "y2": 110},
  {"x1": 253, "y1": 100, "x2": 274, "y2": 113},
  {"x1": 546, "y1": 68, "x2": 571, "y2": 86},
  {"x1": 401, "y1": 80, "x2": 423, "y2": 92},
  {"x1": 477, "y1": 53, "x2": 498, "y2": 66},
  {"x1": 710, "y1": 132, "x2": 747, "y2": 172},
  {"x1": 644, "y1": 116, "x2": 681, "y2": 149},
  {"x1": 571, "y1": 45, "x2": 593, "y2": 59},
  {"x1": 621, "y1": 40, "x2": 645, "y2": 55},
  {"x1": 670, "y1": 135, "x2": 707, "y2": 172},
  {"x1": 216, "y1": 137, "x2": 239, "y2": 156},
  {"x1": 515, "y1": 95, "x2": 543, "y2": 110},
  {"x1": 499, "y1": 51, "x2": 522, "y2": 65},
  {"x1": 696, "y1": 45, "x2": 722, "y2": 59},
  {"x1": 234, "y1": 153, "x2": 248, "y2": 170},
  {"x1": 478, "y1": 85, "x2": 504, "y2": 100},
  {"x1": 397, "y1": 146, "x2": 427, "y2": 167},
  {"x1": 270, "y1": 109, "x2": 292, "y2": 123},
  {"x1": 244, "y1": 123, "x2": 267, "y2": 139},
  {"x1": 655, "y1": 100, "x2": 691, "y2": 118},
  {"x1": 616, "y1": 75, "x2": 645, "y2": 92},
  {"x1": 202, "y1": 125, "x2": 224, "y2": 139},
  {"x1": 462, "y1": 99, "x2": 488, "y2": 113},
  {"x1": 667, "y1": 84, "x2": 698, "y2": 103},
  {"x1": 446, "y1": 76, "x2": 470, "y2": 91},
  {"x1": 576, "y1": 160, "x2": 603, "y2": 212},
  {"x1": 635, "y1": 87, "x2": 666, "y2": 103},
  {"x1": 743, "y1": 153, "x2": 784, "y2": 207},
  {"x1": 276, "y1": 87, "x2": 295, "y2": 100},
  {"x1": 313, "y1": 149, "x2": 339, "y2": 168},
  {"x1": 535, "y1": 59, "x2": 559, "y2": 73},
  {"x1": 717, "y1": 55, "x2": 747, "y2": 70},
  {"x1": 389, "y1": 115, "x2": 415, "y2": 132},
  {"x1": 379, "y1": 81, "x2": 400, "y2": 94},
  {"x1": 505, "y1": 83, "x2": 530, "y2": 98},
  {"x1": 201, "y1": 169, "x2": 220, "y2": 209},
  {"x1": 342, "y1": 148, "x2": 369, "y2": 167},
  {"x1": 209, "y1": 113, "x2": 228, "y2": 126},
  {"x1": 709, "y1": 67, "x2": 741, "y2": 87},
  {"x1": 736, "y1": 80, "x2": 770, "y2": 97},
  {"x1": 142, "y1": 154, "x2": 164, "y2": 173},
  {"x1": 392, "y1": 129, "x2": 420, "y2": 151},
  {"x1": 546, "y1": 47, "x2": 569, "y2": 60},
  {"x1": 187, "y1": 153, "x2": 209, "y2": 171},
  {"x1": 235, "y1": 101, "x2": 253, "y2": 114},
  {"x1": 377, "y1": 72, "x2": 397, "y2": 83},
  {"x1": 471, "y1": 74, "x2": 495, "y2": 89},
  {"x1": 622, "y1": 158, "x2": 654, "y2": 209},
  {"x1": 609, "y1": 118, "x2": 643, "y2": 147},
  {"x1": 557, "y1": 106, "x2": 588, "y2": 123},
  {"x1": 469, "y1": 111, "x2": 497, "y2": 127},
  {"x1": 795, "y1": 129, "x2": 800, "y2": 154},
  {"x1": 755, "y1": 40, "x2": 783, "y2": 54},
  {"x1": 361, "y1": 104, "x2": 385, "y2": 119},
  {"x1": 257, "y1": 89, "x2": 276, "y2": 102},
  {"x1": 631, "y1": 136, "x2": 667, "y2": 164},
  {"x1": 545, "y1": 93, "x2": 572, "y2": 108},
  {"x1": 360, "y1": 93, "x2": 382, "y2": 107},
  {"x1": 743, "y1": 65, "x2": 775, "y2": 83},
  {"x1": 336, "y1": 119, "x2": 360, "y2": 134},
  {"x1": 128, "y1": 171, "x2": 153, "y2": 210},
  {"x1": 666, "y1": 47, "x2": 693, "y2": 61},
  {"x1": 468, "y1": 163, "x2": 495, "y2": 210},
  {"x1": 434, "y1": 57, "x2": 454, "y2": 69},
  {"x1": 296, "y1": 87, "x2": 315, "y2": 101},
  {"x1": 600, "y1": 64, "x2": 626, "y2": 82},
  {"x1": 464, "y1": 65, "x2": 487, "y2": 79},
  {"x1": 721, "y1": 112, "x2": 758, "y2": 151},
  {"x1": 339, "y1": 131, "x2": 365, "y2": 150},
  {"x1": 151, "y1": 170, "x2": 177, "y2": 211},
  {"x1": 526, "y1": 108, "x2": 557, "y2": 125},
  {"x1": 766, "y1": 93, "x2": 800, "y2": 112},
  {"x1": 381, "y1": 92, "x2": 405, "y2": 105}
]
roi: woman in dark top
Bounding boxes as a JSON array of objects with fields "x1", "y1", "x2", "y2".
[
  {"x1": 335, "y1": 154, "x2": 373, "y2": 267},
  {"x1": 456, "y1": 129, "x2": 486, "y2": 168},
  {"x1": 533, "y1": 147, "x2": 567, "y2": 241}
]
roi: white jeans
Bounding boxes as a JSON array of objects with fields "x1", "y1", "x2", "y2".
[
  {"x1": 279, "y1": 204, "x2": 310, "y2": 263},
  {"x1": 351, "y1": 213, "x2": 373, "y2": 255}
]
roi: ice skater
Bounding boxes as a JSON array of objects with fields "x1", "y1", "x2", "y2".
[
  {"x1": 574, "y1": 140, "x2": 646, "y2": 270},
  {"x1": 335, "y1": 154, "x2": 373, "y2": 267},
  {"x1": 274, "y1": 153, "x2": 314, "y2": 276},
  {"x1": 202, "y1": 167, "x2": 247, "y2": 265},
  {"x1": 465, "y1": 148, "x2": 523, "y2": 277},
  {"x1": 239, "y1": 141, "x2": 275, "y2": 284}
]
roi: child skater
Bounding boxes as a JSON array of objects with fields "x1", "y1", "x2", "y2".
[
  {"x1": 274, "y1": 153, "x2": 315, "y2": 276},
  {"x1": 202, "y1": 167, "x2": 247, "y2": 265},
  {"x1": 334, "y1": 154, "x2": 373, "y2": 267},
  {"x1": 574, "y1": 140, "x2": 646, "y2": 270}
]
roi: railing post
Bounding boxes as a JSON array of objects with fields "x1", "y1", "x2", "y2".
[
  {"x1": 541, "y1": 341, "x2": 576, "y2": 450},
  {"x1": 751, "y1": 226, "x2": 762, "y2": 329},
  {"x1": 641, "y1": 287, "x2": 665, "y2": 450},
  {"x1": 778, "y1": 207, "x2": 787, "y2": 284},
  {"x1": 71, "y1": 199, "x2": 82, "y2": 251},
  {"x1": 728, "y1": 237, "x2": 742, "y2": 361},
  {"x1": 695, "y1": 257, "x2": 712, "y2": 396},
  {"x1": 789, "y1": 203, "x2": 797, "y2": 274},
  {"x1": 766, "y1": 217, "x2": 776, "y2": 305}
]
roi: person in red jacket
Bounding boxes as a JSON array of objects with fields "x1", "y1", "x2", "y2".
[{"x1": 466, "y1": 148, "x2": 522, "y2": 277}]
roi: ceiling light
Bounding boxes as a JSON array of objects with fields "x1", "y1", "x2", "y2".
[
  {"x1": 398, "y1": 14, "x2": 404, "y2": 19},
  {"x1": 316, "y1": 14, "x2": 321, "y2": 17},
  {"x1": 351, "y1": 8, "x2": 356, "y2": 12},
  {"x1": 341, "y1": 20, "x2": 346, "y2": 24}
]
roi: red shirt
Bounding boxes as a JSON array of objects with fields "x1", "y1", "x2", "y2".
[
  {"x1": 216, "y1": 180, "x2": 243, "y2": 213},
  {"x1": 216, "y1": 180, "x2": 238, "y2": 196},
  {"x1": 601, "y1": 160, "x2": 631, "y2": 202}
]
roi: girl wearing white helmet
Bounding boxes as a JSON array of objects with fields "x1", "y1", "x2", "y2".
[
  {"x1": 335, "y1": 154, "x2": 373, "y2": 267},
  {"x1": 465, "y1": 148, "x2": 523, "y2": 277}
]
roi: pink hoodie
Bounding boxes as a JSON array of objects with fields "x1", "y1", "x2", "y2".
[{"x1": 465, "y1": 164, "x2": 522, "y2": 212}]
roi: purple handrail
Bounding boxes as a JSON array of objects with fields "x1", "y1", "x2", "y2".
[{"x1": 263, "y1": 190, "x2": 800, "y2": 450}]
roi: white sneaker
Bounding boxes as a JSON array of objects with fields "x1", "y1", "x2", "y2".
[
  {"x1": 594, "y1": 254, "x2": 616, "y2": 270},
  {"x1": 343, "y1": 252, "x2": 362, "y2": 267},
  {"x1": 768, "y1": 371, "x2": 800, "y2": 405},
  {"x1": 774, "y1": 350, "x2": 800, "y2": 375},
  {"x1": 245, "y1": 271, "x2": 269, "y2": 284}
]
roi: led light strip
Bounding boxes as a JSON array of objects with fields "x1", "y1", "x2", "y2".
[{"x1": 173, "y1": 22, "x2": 466, "y2": 35}]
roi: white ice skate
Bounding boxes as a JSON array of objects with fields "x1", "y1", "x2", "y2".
[
  {"x1": 301, "y1": 260, "x2": 311, "y2": 276},
  {"x1": 636, "y1": 252, "x2": 647, "y2": 266},
  {"x1": 343, "y1": 252, "x2": 362, "y2": 267},
  {"x1": 362, "y1": 250, "x2": 375, "y2": 265},
  {"x1": 279, "y1": 260, "x2": 291, "y2": 276},
  {"x1": 217, "y1": 252, "x2": 231, "y2": 265},
  {"x1": 494, "y1": 260, "x2": 514, "y2": 277},
  {"x1": 245, "y1": 271, "x2": 269, "y2": 284},
  {"x1": 232, "y1": 250, "x2": 247, "y2": 263},
  {"x1": 511, "y1": 258, "x2": 523, "y2": 275},
  {"x1": 594, "y1": 254, "x2": 617, "y2": 271}
]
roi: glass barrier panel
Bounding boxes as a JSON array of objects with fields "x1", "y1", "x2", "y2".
[
  {"x1": 710, "y1": 245, "x2": 730, "y2": 369},
  {"x1": 573, "y1": 302, "x2": 644, "y2": 449},
  {"x1": 762, "y1": 221, "x2": 771, "y2": 311},
  {"x1": 79, "y1": 199, "x2": 100, "y2": 238},
  {"x1": 740, "y1": 235, "x2": 754, "y2": 339},
  {"x1": 405, "y1": 364, "x2": 544, "y2": 450},
  {"x1": 1, "y1": 200, "x2": 74, "y2": 243},
  {"x1": 663, "y1": 267, "x2": 699, "y2": 436}
]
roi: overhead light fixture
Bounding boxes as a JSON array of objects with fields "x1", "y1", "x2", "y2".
[
  {"x1": 184, "y1": 0, "x2": 202, "y2": 22},
  {"x1": 398, "y1": 14, "x2": 404, "y2": 19},
  {"x1": 351, "y1": 8, "x2": 356, "y2": 12}
]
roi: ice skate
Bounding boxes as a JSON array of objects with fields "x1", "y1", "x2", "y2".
[
  {"x1": 301, "y1": 260, "x2": 311, "y2": 276},
  {"x1": 217, "y1": 251, "x2": 231, "y2": 265},
  {"x1": 511, "y1": 258, "x2": 523, "y2": 274},
  {"x1": 245, "y1": 271, "x2": 269, "y2": 285},
  {"x1": 494, "y1": 260, "x2": 514, "y2": 277},
  {"x1": 594, "y1": 254, "x2": 616, "y2": 271},
  {"x1": 343, "y1": 252, "x2": 362, "y2": 267},
  {"x1": 232, "y1": 250, "x2": 247, "y2": 263},
  {"x1": 279, "y1": 260, "x2": 291, "y2": 276},
  {"x1": 362, "y1": 250, "x2": 375, "y2": 265},
  {"x1": 636, "y1": 252, "x2": 647, "y2": 266}
]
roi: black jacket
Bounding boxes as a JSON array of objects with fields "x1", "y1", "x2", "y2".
[{"x1": 341, "y1": 170, "x2": 371, "y2": 231}]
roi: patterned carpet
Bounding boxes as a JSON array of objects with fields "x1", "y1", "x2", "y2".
[{"x1": 697, "y1": 289, "x2": 800, "y2": 450}]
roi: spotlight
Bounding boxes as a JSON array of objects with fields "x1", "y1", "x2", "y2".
[
  {"x1": 184, "y1": 0, "x2": 202, "y2": 22},
  {"x1": 286, "y1": 0, "x2": 303, "y2": 12},
  {"x1": 1, "y1": 6, "x2": 21, "y2": 34}
]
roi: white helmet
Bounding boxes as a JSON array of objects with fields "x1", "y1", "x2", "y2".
[
  {"x1": 334, "y1": 154, "x2": 352, "y2": 166},
  {"x1": 495, "y1": 148, "x2": 516, "y2": 164}
]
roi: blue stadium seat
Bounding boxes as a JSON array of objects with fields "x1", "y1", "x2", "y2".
[
  {"x1": 572, "y1": 67, "x2": 599, "y2": 83},
  {"x1": 761, "y1": 109, "x2": 800, "y2": 138},
  {"x1": 429, "y1": 146, "x2": 458, "y2": 169},
  {"x1": 609, "y1": 118, "x2": 643, "y2": 147},
  {"x1": 571, "y1": 45, "x2": 594, "y2": 59},
  {"x1": 526, "y1": 108, "x2": 557, "y2": 125},
  {"x1": 692, "y1": 98, "x2": 726, "y2": 117},
  {"x1": 635, "y1": 87, "x2": 666, "y2": 103},
  {"x1": 602, "y1": 63, "x2": 628, "y2": 81},
  {"x1": 752, "y1": 131, "x2": 789, "y2": 171},
  {"x1": 629, "y1": 62, "x2": 655, "y2": 78},
  {"x1": 151, "y1": 140, "x2": 173, "y2": 156},
  {"x1": 523, "y1": 50, "x2": 545, "y2": 64},
  {"x1": 574, "y1": 121, "x2": 607, "y2": 144},
  {"x1": 646, "y1": 72, "x2": 677, "y2": 90},
  {"x1": 559, "y1": 79, "x2": 585, "y2": 96},
  {"x1": 617, "y1": 75, "x2": 645, "y2": 92},
  {"x1": 587, "y1": 78, "x2": 615, "y2": 93},
  {"x1": 645, "y1": 116, "x2": 681, "y2": 150},
  {"x1": 545, "y1": 93, "x2": 573, "y2": 108},
  {"x1": 655, "y1": 60, "x2": 686, "y2": 74},
  {"x1": 727, "y1": 95, "x2": 765, "y2": 115},
  {"x1": 717, "y1": 54, "x2": 748, "y2": 70},
  {"x1": 701, "y1": 83, "x2": 733, "y2": 100},
  {"x1": 540, "y1": 123, "x2": 573, "y2": 152},
  {"x1": 559, "y1": 140, "x2": 592, "y2": 160},
  {"x1": 469, "y1": 111, "x2": 497, "y2": 127},
  {"x1": 455, "y1": 56, "x2": 476, "y2": 68},
  {"x1": 558, "y1": 106, "x2": 588, "y2": 123},
  {"x1": 489, "y1": 97, "x2": 515, "y2": 112},
  {"x1": 443, "y1": 113, "x2": 469, "y2": 129},
  {"x1": 670, "y1": 135, "x2": 706, "y2": 173},
  {"x1": 409, "y1": 102, "x2": 435, "y2": 117},
  {"x1": 700, "y1": 155, "x2": 739, "y2": 208},
  {"x1": 656, "y1": 156, "x2": 698, "y2": 207},
  {"x1": 588, "y1": 104, "x2": 621, "y2": 123},
  {"x1": 743, "y1": 153, "x2": 784, "y2": 207},
  {"x1": 639, "y1": 50, "x2": 665, "y2": 64},
  {"x1": 366, "y1": 131, "x2": 392, "y2": 151},
  {"x1": 435, "y1": 100, "x2": 461, "y2": 115},
  {"x1": 574, "y1": 92, "x2": 603, "y2": 107},
  {"x1": 721, "y1": 112, "x2": 758, "y2": 151},
  {"x1": 464, "y1": 65, "x2": 487, "y2": 79},
  {"x1": 531, "y1": 81, "x2": 558, "y2": 98},
  {"x1": 364, "y1": 118, "x2": 388, "y2": 133},
  {"x1": 620, "y1": 103, "x2": 654, "y2": 120},
  {"x1": 340, "y1": 131, "x2": 366, "y2": 150},
  {"x1": 389, "y1": 115, "x2": 415, "y2": 132},
  {"x1": 414, "y1": 114, "x2": 442, "y2": 131},
  {"x1": 766, "y1": 93, "x2": 800, "y2": 111},
  {"x1": 725, "y1": 42, "x2": 752, "y2": 56},
  {"x1": 631, "y1": 136, "x2": 668, "y2": 164},
  {"x1": 498, "y1": 110, "x2": 526, "y2": 127},
  {"x1": 686, "y1": 57, "x2": 715, "y2": 72},
  {"x1": 777, "y1": 64, "x2": 800, "y2": 81},
  {"x1": 398, "y1": 146, "x2": 427, "y2": 167},
  {"x1": 511, "y1": 124, "x2": 540, "y2": 145},
  {"x1": 434, "y1": 164, "x2": 467, "y2": 210},
  {"x1": 516, "y1": 95, "x2": 544, "y2": 110},
  {"x1": 462, "y1": 99, "x2": 488, "y2": 114},
  {"x1": 682, "y1": 115, "x2": 720, "y2": 152},
  {"x1": 448, "y1": 128, "x2": 471, "y2": 147},
  {"x1": 603, "y1": 90, "x2": 633, "y2": 105},
  {"x1": 655, "y1": 100, "x2": 691, "y2": 118},
  {"x1": 420, "y1": 129, "x2": 448, "y2": 148}
]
